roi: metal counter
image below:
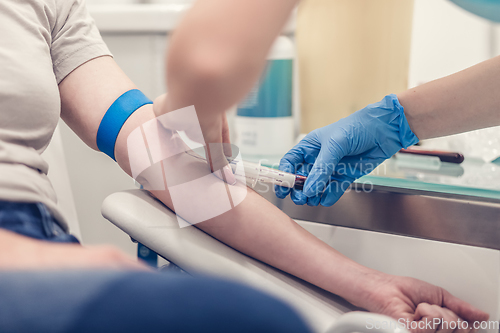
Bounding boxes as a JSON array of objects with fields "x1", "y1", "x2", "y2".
[{"x1": 255, "y1": 182, "x2": 500, "y2": 251}]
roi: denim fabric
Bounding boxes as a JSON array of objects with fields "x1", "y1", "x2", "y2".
[
  {"x1": 0, "y1": 201, "x2": 79, "y2": 243},
  {"x1": 0, "y1": 271, "x2": 312, "y2": 333}
]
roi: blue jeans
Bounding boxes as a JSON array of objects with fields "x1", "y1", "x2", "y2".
[
  {"x1": 0, "y1": 201, "x2": 79, "y2": 243},
  {"x1": 0, "y1": 202, "x2": 311, "y2": 333}
]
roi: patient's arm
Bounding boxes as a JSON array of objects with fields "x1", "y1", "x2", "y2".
[
  {"x1": 115, "y1": 100, "x2": 488, "y2": 326},
  {"x1": 59, "y1": 56, "x2": 488, "y2": 329},
  {"x1": 0, "y1": 229, "x2": 149, "y2": 271}
]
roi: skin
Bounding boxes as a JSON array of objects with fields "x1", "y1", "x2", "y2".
[
  {"x1": 398, "y1": 55, "x2": 500, "y2": 140},
  {"x1": 0, "y1": 229, "x2": 148, "y2": 271}
]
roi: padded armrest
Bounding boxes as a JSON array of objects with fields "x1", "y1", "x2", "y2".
[{"x1": 102, "y1": 190, "x2": 357, "y2": 332}]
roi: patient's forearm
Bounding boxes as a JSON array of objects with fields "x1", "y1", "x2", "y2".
[
  {"x1": 188, "y1": 189, "x2": 381, "y2": 307},
  {"x1": 59, "y1": 57, "x2": 374, "y2": 296},
  {"x1": 114, "y1": 106, "x2": 382, "y2": 308}
]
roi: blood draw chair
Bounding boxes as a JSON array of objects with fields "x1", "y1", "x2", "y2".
[
  {"x1": 40, "y1": 122, "x2": 401, "y2": 333},
  {"x1": 102, "y1": 188, "x2": 408, "y2": 333},
  {"x1": 101, "y1": 175, "x2": 499, "y2": 332}
]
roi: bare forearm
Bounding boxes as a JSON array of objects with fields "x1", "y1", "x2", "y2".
[
  {"x1": 114, "y1": 106, "x2": 380, "y2": 308},
  {"x1": 399, "y1": 55, "x2": 500, "y2": 140},
  {"x1": 188, "y1": 189, "x2": 380, "y2": 307}
]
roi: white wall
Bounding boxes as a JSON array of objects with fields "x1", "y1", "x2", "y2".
[
  {"x1": 408, "y1": 0, "x2": 500, "y2": 156},
  {"x1": 409, "y1": 0, "x2": 494, "y2": 87}
]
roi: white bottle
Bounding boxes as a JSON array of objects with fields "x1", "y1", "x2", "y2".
[{"x1": 234, "y1": 36, "x2": 295, "y2": 163}]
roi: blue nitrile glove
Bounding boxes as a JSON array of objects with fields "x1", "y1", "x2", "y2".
[{"x1": 275, "y1": 94, "x2": 419, "y2": 206}]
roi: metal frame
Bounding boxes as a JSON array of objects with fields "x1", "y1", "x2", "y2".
[{"x1": 256, "y1": 183, "x2": 500, "y2": 250}]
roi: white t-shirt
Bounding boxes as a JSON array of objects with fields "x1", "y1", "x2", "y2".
[{"x1": 0, "y1": 0, "x2": 111, "y2": 230}]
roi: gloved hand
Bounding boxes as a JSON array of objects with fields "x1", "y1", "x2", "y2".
[{"x1": 275, "y1": 94, "x2": 419, "y2": 206}]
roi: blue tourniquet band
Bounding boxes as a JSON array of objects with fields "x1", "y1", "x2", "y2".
[{"x1": 96, "y1": 89, "x2": 152, "y2": 161}]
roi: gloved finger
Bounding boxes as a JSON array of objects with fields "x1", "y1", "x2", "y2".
[
  {"x1": 292, "y1": 162, "x2": 320, "y2": 206},
  {"x1": 304, "y1": 150, "x2": 320, "y2": 165},
  {"x1": 291, "y1": 188, "x2": 308, "y2": 205},
  {"x1": 303, "y1": 131, "x2": 350, "y2": 197},
  {"x1": 320, "y1": 175, "x2": 355, "y2": 207},
  {"x1": 303, "y1": 149, "x2": 337, "y2": 197},
  {"x1": 277, "y1": 136, "x2": 320, "y2": 200},
  {"x1": 289, "y1": 157, "x2": 311, "y2": 204},
  {"x1": 278, "y1": 174, "x2": 320, "y2": 205},
  {"x1": 280, "y1": 135, "x2": 321, "y2": 171},
  {"x1": 306, "y1": 193, "x2": 321, "y2": 206},
  {"x1": 275, "y1": 185, "x2": 290, "y2": 199}
]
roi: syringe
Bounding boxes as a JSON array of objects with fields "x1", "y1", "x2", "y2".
[
  {"x1": 229, "y1": 159, "x2": 307, "y2": 190},
  {"x1": 185, "y1": 149, "x2": 306, "y2": 189}
]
